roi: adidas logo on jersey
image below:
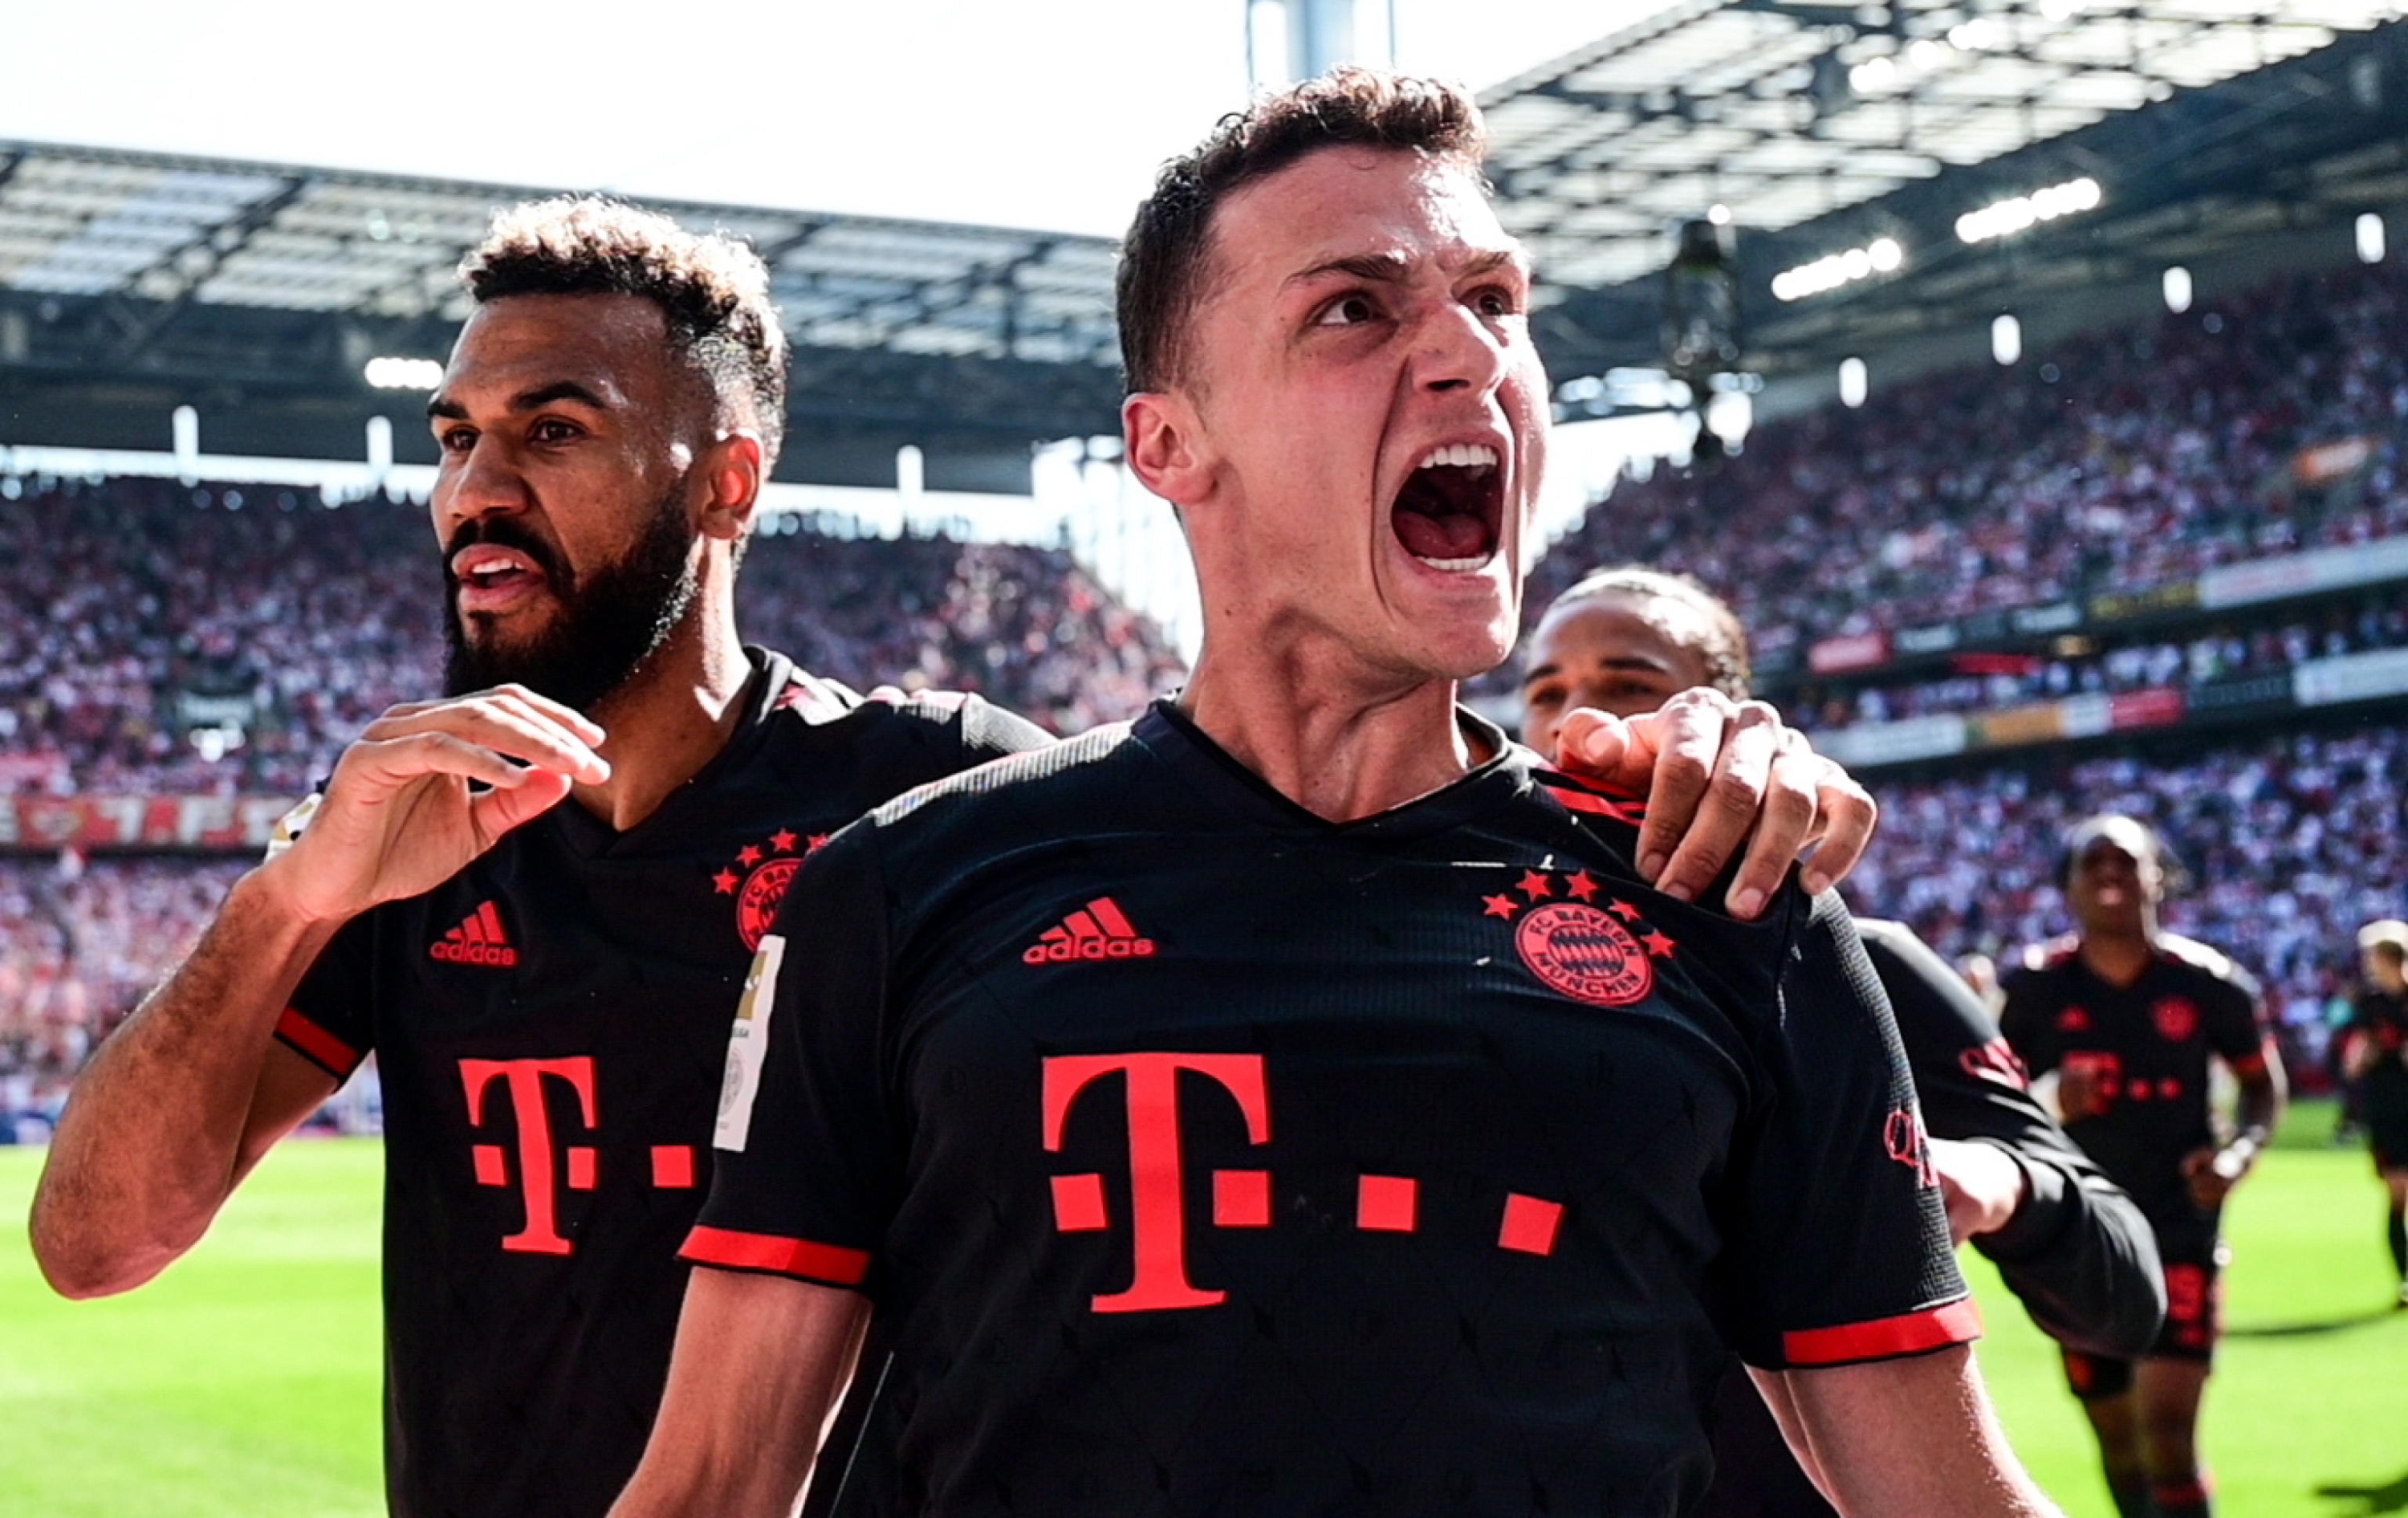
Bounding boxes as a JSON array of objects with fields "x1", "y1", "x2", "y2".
[
  {"x1": 430, "y1": 901, "x2": 519, "y2": 968},
  {"x1": 1023, "y1": 897, "x2": 1156, "y2": 965}
]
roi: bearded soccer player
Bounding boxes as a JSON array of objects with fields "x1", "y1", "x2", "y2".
[
  {"x1": 27, "y1": 201, "x2": 1865, "y2": 1516},
  {"x1": 1522, "y1": 566, "x2": 2166, "y2": 1518},
  {"x1": 2000, "y1": 816, "x2": 2284, "y2": 1518},
  {"x1": 612, "y1": 71, "x2": 2056, "y2": 1518},
  {"x1": 2340, "y1": 918, "x2": 2408, "y2": 1306}
]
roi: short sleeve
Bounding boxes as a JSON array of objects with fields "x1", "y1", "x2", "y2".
[
  {"x1": 1714, "y1": 895, "x2": 1977, "y2": 1371},
  {"x1": 1998, "y1": 965, "x2": 2062, "y2": 1079},
  {"x1": 2203, "y1": 969, "x2": 2268, "y2": 1070},
  {"x1": 277, "y1": 912, "x2": 376, "y2": 1081},
  {"x1": 684, "y1": 825, "x2": 901, "y2": 1292}
]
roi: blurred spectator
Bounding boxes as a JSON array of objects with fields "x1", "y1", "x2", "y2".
[
  {"x1": 1519, "y1": 257, "x2": 2408, "y2": 663},
  {"x1": 0, "y1": 475, "x2": 1186, "y2": 800}
]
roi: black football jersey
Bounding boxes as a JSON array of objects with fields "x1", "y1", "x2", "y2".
[
  {"x1": 694, "y1": 701, "x2": 1972, "y2": 1518},
  {"x1": 2344, "y1": 987, "x2": 2408, "y2": 1118},
  {"x1": 271, "y1": 649, "x2": 1048, "y2": 1518},
  {"x1": 1695, "y1": 918, "x2": 2166, "y2": 1518},
  {"x1": 1999, "y1": 934, "x2": 2268, "y2": 1224}
]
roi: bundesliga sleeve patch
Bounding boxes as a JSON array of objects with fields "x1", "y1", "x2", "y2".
[{"x1": 714, "y1": 934, "x2": 787, "y2": 1153}]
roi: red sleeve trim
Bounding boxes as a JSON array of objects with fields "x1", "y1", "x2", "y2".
[
  {"x1": 1783, "y1": 1296, "x2": 1983, "y2": 1366},
  {"x1": 681, "y1": 1225, "x2": 872, "y2": 1285},
  {"x1": 275, "y1": 1007, "x2": 363, "y2": 1080}
]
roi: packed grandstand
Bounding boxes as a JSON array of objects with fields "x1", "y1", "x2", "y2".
[{"x1": 2, "y1": 216, "x2": 2404, "y2": 1135}]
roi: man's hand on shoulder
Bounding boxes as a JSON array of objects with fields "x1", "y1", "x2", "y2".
[
  {"x1": 254, "y1": 685, "x2": 610, "y2": 925},
  {"x1": 1551, "y1": 690, "x2": 1877, "y2": 921}
]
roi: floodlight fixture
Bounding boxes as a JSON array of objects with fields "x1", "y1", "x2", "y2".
[
  {"x1": 2358, "y1": 212, "x2": 2387, "y2": 264},
  {"x1": 364, "y1": 356, "x2": 445, "y2": 391},
  {"x1": 1838, "y1": 356, "x2": 1868, "y2": 409},
  {"x1": 1771, "y1": 236, "x2": 1904, "y2": 302},
  {"x1": 2162, "y1": 267, "x2": 2193, "y2": 313},
  {"x1": 1956, "y1": 177, "x2": 2103, "y2": 245},
  {"x1": 1992, "y1": 314, "x2": 2023, "y2": 366}
]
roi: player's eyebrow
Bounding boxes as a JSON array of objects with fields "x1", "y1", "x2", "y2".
[
  {"x1": 1284, "y1": 246, "x2": 1529, "y2": 292},
  {"x1": 426, "y1": 380, "x2": 614, "y2": 421}
]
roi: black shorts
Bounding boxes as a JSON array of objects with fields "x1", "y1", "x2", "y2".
[
  {"x1": 2365, "y1": 1102, "x2": 2408, "y2": 1175},
  {"x1": 2062, "y1": 1221, "x2": 2226, "y2": 1398}
]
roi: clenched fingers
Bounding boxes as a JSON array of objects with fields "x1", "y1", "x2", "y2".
[
  {"x1": 1717, "y1": 726, "x2": 1824, "y2": 919},
  {"x1": 1799, "y1": 756, "x2": 1877, "y2": 897},
  {"x1": 1647, "y1": 696, "x2": 1787, "y2": 909},
  {"x1": 1625, "y1": 688, "x2": 1739, "y2": 887}
]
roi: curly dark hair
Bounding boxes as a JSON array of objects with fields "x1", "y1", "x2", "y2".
[
  {"x1": 1541, "y1": 566, "x2": 1755, "y2": 701},
  {"x1": 461, "y1": 197, "x2": 787, "y2": 461},
  {"x1": 1117, "y1": 67, "x2": 1487, "y2": 396}
]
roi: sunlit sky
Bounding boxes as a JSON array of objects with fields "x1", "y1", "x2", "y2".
[{"x1": 1, "y1": 0, "x2": 1673, "y2": 237}]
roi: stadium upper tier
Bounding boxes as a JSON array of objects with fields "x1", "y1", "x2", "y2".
[
  {"x1": 1520, "y1": 252, "x2": 2408, "y2": 712},
  {"x1": 0, "y1": 474, "x2": 1184, "y2": 804}
]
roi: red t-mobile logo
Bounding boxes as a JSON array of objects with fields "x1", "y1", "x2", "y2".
[
  {"x1": 1043, "y1": 1052, "x2": 1271, "y2": 1313},
  {"x1": 459, "y1": 1056, "x2": 600, "y2": 1256}
]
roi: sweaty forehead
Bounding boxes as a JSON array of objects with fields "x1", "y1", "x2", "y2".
[{"x1": 444, "y1": 292, "x2": 685, "y2": 411}]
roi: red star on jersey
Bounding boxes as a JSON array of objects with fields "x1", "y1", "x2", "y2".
[
  {"x1": 1483, "y1": 893, "x2": 1521, "y2": 920},
  {"x1": 1642, "y1": 930, "x2": 1678, "y2": 958},
  {"x1": 738, "y1": 844, "x2": 763, "y2": 867},
  {"x1": 1518, "y1": 870, "x2": 1554, "y2": 901},
  {"x1": 770, "y1": 829, "x2": 799, "y2": 853},
  {"x1": 808, "y1": 833, "x2": 832, "y2": 852},
  {"x1": 1563, "y1": 870, "x2": 1599, "y2": 902},
  {"x1": 1609, "y1": 899, "x2": 1645, "y2": 922},
  {"x1": 712, "y1": 869, "x2": 740, "y2": 895}
]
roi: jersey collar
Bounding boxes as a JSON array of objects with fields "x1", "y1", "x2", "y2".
[
  {"x1": 545, "y1": 646, "x2": 795, "y2": 857},
  {"x1": 1133, "y1": 698, "x2": 1530, "y2": 842}
]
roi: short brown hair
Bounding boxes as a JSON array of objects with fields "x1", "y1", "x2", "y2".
[
  {"x1": 462, "y1": 197, "x2": 788, "y2": 461},
  {"x1": 1117, "y1": 68, "x2": 1487, "y2": 395},
  {"x1": 1544, "y1": 566, "x2": 1754, "y2": 700}
]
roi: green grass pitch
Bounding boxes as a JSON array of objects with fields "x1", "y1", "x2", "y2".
[{"x1": 2, "y1": 1103, "x2": 2402, "y2": 1514}]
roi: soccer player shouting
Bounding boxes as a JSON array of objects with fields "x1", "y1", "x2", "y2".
[
  {"x1": 1520, "y1": 566, "x2": 2166, "y2": 1517},
  {"x1": 30, "y1": 201, "x2": 1868, "y2": 1517},
  {"x1": 613, "y1": 72, "x2": 2057, "y2": 1518},
  {"x1": 2002, "y1": 817, "x2": 2285, "y2": 1518},
  {"x1": 2338, "y1": 919, "x2": 2408, "y2": 1305}
]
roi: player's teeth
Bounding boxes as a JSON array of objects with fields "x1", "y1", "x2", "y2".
[{"x1": 1414, "y1": 551, "x2": 1492, "y2": 572}]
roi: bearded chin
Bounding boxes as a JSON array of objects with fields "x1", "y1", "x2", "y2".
[{"x1": 442, "y1": 504, "x2": 700, "y2": 712}]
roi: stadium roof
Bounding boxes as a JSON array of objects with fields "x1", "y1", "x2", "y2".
[
  {"x1": 0, "y1": 142, "x2": 1125, "y2": 482},
  {"x1": 0, "y1": 140, "x2": 1121, "y2": 365},
  {"x1": 1483, "y1": 1, "x2": 2408, "y2": 377}
]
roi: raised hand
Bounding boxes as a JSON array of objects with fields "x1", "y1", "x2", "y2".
[{"x1": 255, "y1": 685, "x2": 610, "y2": 925}]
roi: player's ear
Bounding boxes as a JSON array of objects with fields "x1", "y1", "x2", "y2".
[
  {"x1": 699, "y1": 430, "x2": 765, "y2": 546},
  {"x1": 1124, "y1": 390, "x2": 1211, "y2": 509}
]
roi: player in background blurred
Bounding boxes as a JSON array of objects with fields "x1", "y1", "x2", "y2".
[
  {"x1": 27, "y1": 198, "x2": 1874, "y2": 1518},
  {"x1": 1521, "y1": 565, "x2": 2166, "y2": 1518},
  {"x1": 2001, "y1": 816, "x2": 2285, "y2": 1518},
  {"x1": 2339, "y1": 918, "x2": 2408, "y2": 1305}
]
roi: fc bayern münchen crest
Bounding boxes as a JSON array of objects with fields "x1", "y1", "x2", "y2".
[
  {"x1": 1479, "y1": 869, "x2": 1674, "y2": 1008},
  {"x1": 713, "y1": 828, "x2": 831, "y2": 951}
]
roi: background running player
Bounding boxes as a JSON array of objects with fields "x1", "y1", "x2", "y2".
[
  {"x1": 1520, "y1": 565, "x2": 2167, "y2": 1518},
  {"x1": 2339, "y1": 918, "x2": 2408, "y2": 1306},
  {"x1": 2001, "y1": 816, "x2": 2285, "y2": 1518},
  {"x1": 613, "y1": 70, "x2": 2057, "y2": 1518},
  {"x1": 26, "y1": 201, "x2": 1868, "y2": 1518}
]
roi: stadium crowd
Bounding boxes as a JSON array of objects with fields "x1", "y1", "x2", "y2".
[
  {"x1": 1849, "y1": 722, "x2": 2406, "y2": 1080},
  {"x1": 1788, "y1": 600, "x2": 2408, "y2": 729},
  {"x1": 1528, "y1": 255, "x2": 2408, "y2": 656},
  {"x1": 0, "y1": 475, "x2": 1183, "y2": 800}
]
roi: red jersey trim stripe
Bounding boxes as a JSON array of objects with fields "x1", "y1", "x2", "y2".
[
  {"x1": 274, "y1": 1007, "x2": 362, "y2": 1080},
  {"x1": 1782, "y1": 1297, "x2": 1983, "y2": 1365},
  {"x1": 681, "y1": 1225, "x2": 872, "y2": 1285}
]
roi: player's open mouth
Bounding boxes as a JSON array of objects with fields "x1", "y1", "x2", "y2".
[
  {"x1": 450, "y1": 545, "x2": 547, "y2": 612},
  {"x1": 1390, "y1": 442, "x2": 1505, "y2": 573}
]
